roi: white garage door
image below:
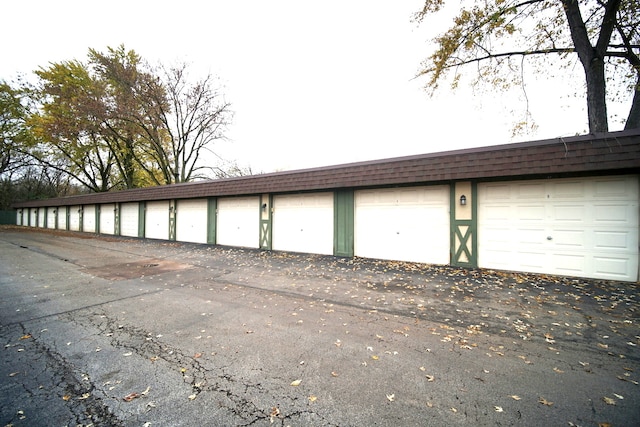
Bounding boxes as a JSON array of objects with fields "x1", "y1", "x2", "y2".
[
  {"x1": 16, "y1": 210, "x2": 22, "y2": 226},
  {"x1": 217, "y1": 197, "x2": 259, "y2": 248},
  {"x1": 478, "y1": 175, "x2": 639, "y2": 281},
  {"x1": 176, "y1": 199, "x2": 208, "y2": 244},
  {"x1": 29, "y1": 209, "x2": 37, "y2": 227},
  {"x1": 69, "y1": 206, "x2": 81, "y2": 231},
  {"x1": 100, "y1": 204, "x2": 115, "y2": 235},
  {"x1": 146, "y1": 201, "x2": 170, "y2": 240},
  {"x1": 83, "y1": 205, "x2": 96, "y2": 233},
  {"x1": 355, "y1": 186, "x2": 450, "y2": 264},
  {"x1": 58, "y1": 207, "x2": 67, "y2": 230},
  {"x1": 120, "y1": 203, "x2": 139, "y2": 237},
  {"x1": 37, "y1": 208, "x2": 46, "y2": 228},
  {"x1": 46, "y1": 207, "x2": 56, "y2": 229},
  {"x1": 273, "y1": 193, "x2": 334, "y2": 255}
]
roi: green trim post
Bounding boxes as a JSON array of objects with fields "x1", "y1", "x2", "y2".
[
  {"x1": 334, "y1": 189, "x2": 354, "y2": 257},
  {"x1": 138, "y1": 202, "x2": 146, "y2": 238},
  {"x1": 207, "y1": 197, "x2": 217, "y2": 244}
]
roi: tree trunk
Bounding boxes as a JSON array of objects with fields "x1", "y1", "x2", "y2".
[
  {"x1": 584, "y1": 57, "x2": 609, "y2": 133},
  {"x1": 625, "y1": 76, "x2": 640, "y2": 130},
  {"x1": 562, "y1": 0, "x2": 611, "y2": 133}
]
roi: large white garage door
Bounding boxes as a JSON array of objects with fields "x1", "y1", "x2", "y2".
[
  {"x1": 58, "y1": 207, "x2": 67, "y2": 230},
  {"x1": 355, "y1": 186, "x2": 450, "y2": 264},
  {"x1": 176, "y1": 199, "x2": 208, "y2": 244},
  {"x1": 29, "y1": 209, "x2": 37, "y2": 227},
  {"x1": 46, "y1": 207, "x2": 56, "y2": 229},
  {"x1": 120, "y1": 203, "x2": 139, "y2": 237},
  {"x1": 273, "y1": 193, "x2": 334, "y2": 255},
  {"x1": 37, "y1": 208, "x2": 46, "y2": 228},
  {"x1": 69, "y1": 206, "x2": 81, "y2": 231},
  {"x1": 146, "y1": 201, "x2": 169, "y2": 240},
  {"x1": 217, "y1": 197, "x2": 259, "y2": 249},
  {"x1": 100, "y1": 204, "x2": 115, "y2": 235},
  {"x1": 83, "y1": 205, "x2": 96, "y2": 233},
  {"x1": 478, "y1": 175, "x2": 639, "y2": 281}
]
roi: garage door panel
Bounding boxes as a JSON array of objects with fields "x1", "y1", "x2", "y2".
[
  {"x1": 146, "y1": 201, "x2": 169, "y2": 240},
  {"x1": 355, "y1": 186, "x2": 449, "y2": 265},
  {"x1": 121, "y1": 203, "x2": 139, "y2": 237},
  {"x1": 69, "y1": 206, "x2": 80, "y2": 231},
  {"x1": 217, "y1": 197, "x2": 259, "y2": 248},
  {"x1": 273, "y1": 193, "x2": 333, "y2": 255},
  {"x1": 46, "y1": 208, "x2": 56, "y2": 229},
  {"x1": 84, "y1": 206, "x2": 96, "y2": 233},
  {"x1": 176, "y1": 199, "x2": 207, "y2": 244},
  {"x1": 100, "y1": 204, "x2": 115, "y2": 235},
  {"x1": 479, "y1": 175, "x2": 638, "y2": 281}
]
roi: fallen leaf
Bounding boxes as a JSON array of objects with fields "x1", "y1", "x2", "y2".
[
  {"x1": 123, "y1": 352, "x2": 133, "y2": 357},
  {"x1": 450, "y1": 407, "x2": 457, "y2": 413},
  {"x1": 494, "y1": 406, "x2": 503, "y2": 412},
  {"x1": 510, "y1": 395, "x2": 521, "y2": 400},
  {"x1": 9, "y1": 372, "x2": 19, "y2": 377},
  {"x1": 141, "y1": 386, "x2": 151, "y2": 396},
  {"x1": 270, "y1": 406, "x2": 280, "y2": 423},
  {"x1": 598, "y1": 423, "x2": 612, "y2": 427},
  {"x1": 62, "y1": 395, "x2": 71, "y2": 401},
  {"x1": 123, "y1": 392, "x2": 140, "y2": 402},
  {"x1": 597, "y1": 343, "x2": 608, "y2": 349},
  {"x1": 193, "y1": 353, "x2": 202, "y2": 359},
  {"x1": 538, "y1": 397, "x2": 553, "y2": 406},
  {"x1": 77, "y1": 393, "x2": 91, "y2": 400},
  {"x1": 371, "y1": 355, "x2": 379, "y2": 360},
  {"x1": 386, "y1": 393, "x2": 395, "y2": 402},
  {"x1": 188, "y1": 393, "x2": 197, "y2": 400},
  {"x1": 553, "y1": 367, "x2": 564, "y2": 374},
  {"x1": 425, "y1": 375, "x2": 435, "y2": 382},
  {"x1": 308, "y1": 395, "x2": 317, "y2": 402},
  {"x1": 331, "y1": 371, "x2": 339, "y2": 377},
  {"x1": 19, "y1": 334, "x2": 32, "y2": 340},
  {"x1": 613, "y1": 393, "x2": 624, "y2": 400},
  {"x1": 290, "y1": 379, "x2": 302, "y2": 386},
  {"x1": 603, "y1": 397, "x2": 616, "y2": 405}
]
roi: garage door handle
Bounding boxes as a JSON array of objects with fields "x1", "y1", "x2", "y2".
[{"x1": 547, "y1": 236, "x2": 553, "y2": 241}]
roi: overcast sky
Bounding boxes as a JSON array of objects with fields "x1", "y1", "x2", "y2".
[{"x1": 2, "y1": 0, "x2": 629, "y2": 173}]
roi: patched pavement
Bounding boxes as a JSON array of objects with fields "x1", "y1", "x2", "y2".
[{"x1": 0, "y1": 226, "x2": 639, "y2": 426}]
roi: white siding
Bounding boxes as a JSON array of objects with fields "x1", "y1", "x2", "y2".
[
  {"x1": 273, "y1": 193, "x2": 334, "y2": 255},
  {"x1": 176, "y1": 199, "x2": 208, "y2": 244},
  {"x1": 100, "y1": 204, "x2": 115, "y2": 235},
  {"x1": 217, "y1": 197, "x2": 259, "y2": 248},
  {"x1": 145, "y1": 201, "x2": 170, "y2": 240},
  {"x1": 355, "y1": 186, "x2": 450, "y2": 264},
  {"x1": 478, "y1": 175, "x2": 639, "y2": 281},
  {"x1": 120, "y1": 203, "x2": 139, "y2": 237}
]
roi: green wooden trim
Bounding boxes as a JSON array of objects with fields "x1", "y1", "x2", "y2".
[
  {"x1": 207, "y1": 197, "x2": 217, "y2": 244},
  {"x1": 450, "y1": 183, "x2": 478, "y2": 267},
  {"x1": 79, "y1": 206, "x2": 84, "y2": 232},
  {"x1": 334, "y1": 190, "x2": 354, "y2": 257},
  {"x1": 42, "y1": 208, "x2": 47, "y2": 228},
  {"x1": 138, "y1": 202, "x2": 146, "y2": 238},
  {"x1": 65, "y1": 206, "x2": 70, "y2": 230},
  {"x1": 259, "y1": 194, "x2": 272, "y2": 250},
  {"x1": 95, "y1": 205, "x2": 101, "y2": 234},
  {"x1": 169, "y1": 200, "x2": 177, "y2": 241},
  {"x1": 114, "y1": 203, "x2": 121, "y2": 236}
]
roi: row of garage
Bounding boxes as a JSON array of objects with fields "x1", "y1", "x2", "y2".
[{"x1": 15, "y1": 175, "x2": 640, "y2": 282}]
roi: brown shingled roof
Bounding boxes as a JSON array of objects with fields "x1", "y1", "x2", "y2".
[{"x1": 12, "y1": 129, "x2": 640, "y2": 208}]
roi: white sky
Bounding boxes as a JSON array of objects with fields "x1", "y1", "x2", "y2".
[{"x1": 1, "y1": 0, "x2": 630, "y2": 173}]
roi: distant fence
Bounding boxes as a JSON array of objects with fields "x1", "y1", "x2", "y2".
[{"x1": 0, "y1": 211, "x2": 16, "y2": 225}]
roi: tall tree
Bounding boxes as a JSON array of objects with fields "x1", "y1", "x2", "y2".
[
  {"x1": 414, "y1": 0, "x2": 640, "y2": 133},
  {"x1": 0, "y1": 79, "x2": 31, "y2": 177}
]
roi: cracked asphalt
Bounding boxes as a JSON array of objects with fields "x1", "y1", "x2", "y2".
[{"x1": 1, "y1": 225, "x2": 639, "y2": 426}]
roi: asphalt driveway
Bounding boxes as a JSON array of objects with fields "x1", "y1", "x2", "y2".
[{"x1": 0, "y1": 226, "x2": 638, "y2": 426}]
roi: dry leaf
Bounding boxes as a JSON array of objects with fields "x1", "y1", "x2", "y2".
[
  {"x1": 371, "y1": 355, "x2": 379, "y2": 360},
  {"x1": 19, "y1": 334, "x2": 32, "y2": 340},
  {"x1": 597, "y1": 343, "x2": 608, "y2": 349},
  {"x1": 77, "y1": 393, "x2": 91, "y2": 400},
  {"x1": 308, "y1": 395, "x2": 317, "y2": 402},
  {"x1": 553, "y1": 367, "x2": 564, "y2": 374},
  {"x1": 425, "y1": 375, "x2": 435, "y2": 382},
  {"x1": 290, "y1": 379, "x2": 302, "y2": 386},
  {"x1": 270, "y1": 406, "x2": 280, "y2": 423},
  {"x1": 331, "y1": 371, "x2": 339, "y2": 377},
  {"x1": 188, "y1": 393, "x2": 197, "y2": 400},
  {"x1": 123, "y1": 352, "x2": 133, "y2": 357},
  {"x1": 599, "y1": 423, "x2": 612, "y2": 427},
  {"x1": 141, "y1": 386, "x2": 151, "y2": 396},
  {"x1": 613, "y1": 393, "x2": 624, "y2": 400},
  {"x1": 123, "y1": 392, "x2": 140, "y2": 402},
  {"x1": 494, "y1": 406, "x2": 503, "y2": 412},
  {"x1": 9, "y1": 372, "x2": 19, "y2": 377},
  {"x1": 603, "y1": 397, "x2": 616, "y2": 405},
  {"x1": 386, "y1": 394, "x2": 395, "y2": 402},
  {"x1": 62, "y1": 395, "x2": 71, "y2": 401},
  {"x1": 193, "y1": 353, "x2": 202, "y2": 359},
  {"x1": 510, "y1": 395, "x2": 521, "y2": 401},
  {"x1": 450, "y1": 407, "x2": 457, "y2": 413},
  {"x1": 538, "y1": 397, "x2": 553, "y2": 406}
]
